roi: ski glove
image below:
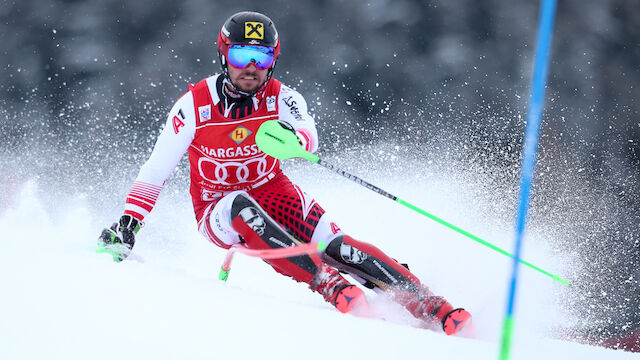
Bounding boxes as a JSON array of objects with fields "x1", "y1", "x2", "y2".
[
  {"x1": 277, "y1": 120, "x2": 296, "y2": 134},
  {"x1": 277, "y1": 121, "x2": 305, "y2": 147},
  {"x1": 97, "y1": 214, "x2": 141, "y2": 262}
]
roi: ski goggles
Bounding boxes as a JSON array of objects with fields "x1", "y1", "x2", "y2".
[{"x1": 227, "y1": 45, "x2": 276, "y2": 70}]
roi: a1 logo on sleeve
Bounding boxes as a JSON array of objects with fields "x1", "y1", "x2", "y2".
[{"x1": 172, "y1": 108, "x2": 186, "y2": 134}]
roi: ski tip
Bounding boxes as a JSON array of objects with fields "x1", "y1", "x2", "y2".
[{"x1": 442, "y1": 308, "x2": 472, "y2": 336}]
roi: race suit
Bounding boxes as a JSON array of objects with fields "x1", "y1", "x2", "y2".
[
  {"x1": 122, "y1": 74, "x2": 341, "y2": 250},
  {"x1": 121, "y1": 74, "x2": 429, "y2": 300}
]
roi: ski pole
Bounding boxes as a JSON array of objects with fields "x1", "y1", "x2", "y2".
[
  {"x1": 219, "y1": 241, "x2": 327, "y2": 281},
  {"x1": 255, "y1": 120, "x2": 569, "y2": 286}
]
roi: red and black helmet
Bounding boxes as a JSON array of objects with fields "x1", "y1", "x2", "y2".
[{"x1": 217, "y1": 11, "x2": 280, "y2": 96}]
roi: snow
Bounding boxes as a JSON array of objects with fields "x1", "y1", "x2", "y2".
[{"x1": 0, "y1": 166, "x2": 636, "y2": 360}]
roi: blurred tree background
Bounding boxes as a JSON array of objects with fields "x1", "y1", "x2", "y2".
[{"x1": 1, "y1": 0, "x2": 638, "y2": 350}]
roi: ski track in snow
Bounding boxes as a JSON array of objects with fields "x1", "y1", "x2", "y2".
[{"x1": 0, "y1": 165, "x2": 636, "y2": 360}]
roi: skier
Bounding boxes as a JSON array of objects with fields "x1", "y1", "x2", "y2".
[{"x1": 98, "y1": 11, "x2": 471, "y2": 335}]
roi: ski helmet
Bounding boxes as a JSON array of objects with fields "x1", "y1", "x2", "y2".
[{"x1": 217, "y1": 11, "x2": 280, "y2": 96}]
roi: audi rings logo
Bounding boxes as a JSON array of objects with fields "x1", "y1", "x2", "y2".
[{"x1": 198, "y1": 154, "x2": 276, "y2": 185}]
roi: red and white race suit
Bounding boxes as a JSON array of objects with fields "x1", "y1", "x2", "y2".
[
  {"x1": 119, "y1": 74, "x2": 443, "y2": 319},
  {"x1": 123, "y1": 74, "x2": 341, "y2": 249}
]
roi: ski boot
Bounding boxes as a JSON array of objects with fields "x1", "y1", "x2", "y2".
[
  {"x1": 311, "y1": 264, "x2": 369, "y2": 315},
  {"x1": 404, "y1": 288, "x2": 471, "y2": 335}
]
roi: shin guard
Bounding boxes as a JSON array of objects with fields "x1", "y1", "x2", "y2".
[
  {"x1": 230, "y1": 192, "x2": 322, "y2": 284},
  {"x1": 324, "y1": 235, "x2": 462, "y2": 327},
  {"x1": 324, "y1": 235, "x2": 422, "y2": 293}
]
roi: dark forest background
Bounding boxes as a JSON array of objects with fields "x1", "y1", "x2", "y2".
[{"x1": 1, "y1": 0, "x2": 639, "y2": 350}]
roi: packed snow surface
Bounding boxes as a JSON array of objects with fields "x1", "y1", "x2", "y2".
[{"x1": 0, "y1": 164, "x2": 636, "y2": 360}]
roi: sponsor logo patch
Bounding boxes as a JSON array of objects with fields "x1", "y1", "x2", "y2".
[
  {"x1": 200, "y1": 144, "x2": 260, "y2": 158},
  {"x1": 239, "y1": 207, "x2": 266, "y2": 236},
  {"x1": 198, "y1": 105, "x2": 211, "y2": 121},
  {"x1": 244, "y1": 22, "x2": 264, "y2": 40},
  {"x1": 229, "y1": 126, "x2": 252, "y2": 145},
  {"x1": 282, "y1": 95, "x2": 303, "y2": 121},
  {"x1": 201, "y1": 189, "x2": 222, "y2": 201},
  {"x1": 266, "y1": 96, "x2": 276, "y2": 111},
  {"x1": 268, "y1": 237, "x2": 291, "y2": 248},
  {"x1": 339, "y1": 243, "x2": 368, "y2": 265}
]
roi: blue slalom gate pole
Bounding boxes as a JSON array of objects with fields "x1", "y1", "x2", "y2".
[{"x1": 499, "y1": 1, "x2": 557, "y2": 359}]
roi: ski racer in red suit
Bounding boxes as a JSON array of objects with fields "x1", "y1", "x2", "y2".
[{"x1": 98, "y1": 11, "x2": 471, "y2": 335}]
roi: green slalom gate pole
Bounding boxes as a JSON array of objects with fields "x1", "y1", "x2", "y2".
[
  {"x1": 499, "y1": 1, "x2": 558, "y2": 359},
  {"x1": 255, "y1": 120, "x2": 569, "y2": 286}
]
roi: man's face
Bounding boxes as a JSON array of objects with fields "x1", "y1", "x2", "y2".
[{"x1": 227, "y1": 62, "x2": 269, "y2": 93}]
